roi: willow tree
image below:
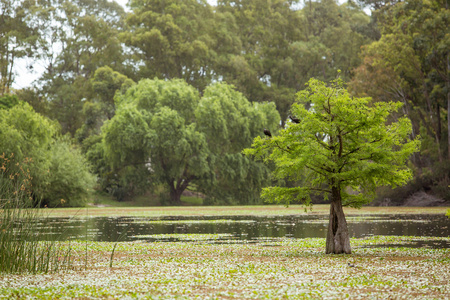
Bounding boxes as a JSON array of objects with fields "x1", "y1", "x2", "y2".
[
  {"x1": 102, "y1": 78, "x2": 210, "y2": 204},
  {"x1": 244, "y1": 77, "x2": 420, "y2": 254},
  {"x1": 102, "y1": 78, "x2": 279, "y2": 205}
]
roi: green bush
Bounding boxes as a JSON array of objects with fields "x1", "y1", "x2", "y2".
[
  {"x1": 0, "y1": 102, "x2": 95, "y2": 207},
  {"x1": 0, "y1": 94, "x2": 19, "y2": 109},
  {"x1": 40, "y1": 138, "x2": 96, "y2": 207}
]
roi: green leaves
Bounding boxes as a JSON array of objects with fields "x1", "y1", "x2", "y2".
[
  {"x1": 245, "y1": 77, "x2": 420, "y2": 207},
  {"x1": 196, "y1": 83, "x2": 280, "y2": 204},
  {"x1": 42, "y1": 137, "x2": 95, "y2": 207},
  {"x1": 103, "y1": 79, "x2": 209, "y2": 204},
  {"x1": 124, "y1": 0, "x2": 215, "y2": 90},
  {"x1": 0, "y1": 102, "x2": 56, "y2": 158},
  {"x1": 0, "y1": 103, "x2": 95, "y2": 207},
  {"x1": 103, "y1": 79, "x2": 280, "y2": 204}
]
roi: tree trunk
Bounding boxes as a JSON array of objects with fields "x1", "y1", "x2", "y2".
[
  {"x1": 169, "y1": 186, "x2": 183, "y2": 205},
  {"x1": 325, "y1": 186, "x2": 351, "y2": 254},
  {"x1": 168, "y1": 178, "x2": 190, "y2": 205},
  {"x1": 447, "y1": 54, "x2": 450, "y2": 160}
]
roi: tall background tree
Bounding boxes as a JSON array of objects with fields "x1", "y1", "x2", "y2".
[
  {"x1": 122, "y1": 0, "x2": 217, "y2": 91},
  {"x1": 36, "y1": 0, "x2": 129, "y2": 135},
  {"x1": 216, "y1": 0, "x2": 375, "y2": 123},
  {"x1": 351, "y1": 0, "x2": 450, "y2": 202},
  {"x1": 0, "y1": 0, "x2": 46, "y2": 95}
]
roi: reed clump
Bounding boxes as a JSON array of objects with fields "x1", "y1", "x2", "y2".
[{"x1": 0, "y1": 153, "x2": 72, "y2": 273}]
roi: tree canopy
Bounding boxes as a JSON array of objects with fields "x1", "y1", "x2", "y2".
[
  {"x1": 244, "y1": 77, "x2": 420, "y2": 253},
  {"x1": 1, "y1": 0, "x2": 445, "y2": 207},
  {"x1": 0, "y1": 102, "x2": 95, "y2": 207},
  {"x1": 196, "y1": 83, "x2": 280, "y2": 204},
  {"x1": 351, "y1": 0, "x2": 450, "y2": 202},
  {"x1": 103, "y1": 79, "x2": 279, "y2": 204}
]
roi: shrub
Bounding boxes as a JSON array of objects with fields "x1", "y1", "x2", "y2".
[
  {"x1": 0, "y1": 103, "x2": 95, "y2": 207},
  {"x1": 40, "y1": 138, "x2": 96, "y2": 207}
]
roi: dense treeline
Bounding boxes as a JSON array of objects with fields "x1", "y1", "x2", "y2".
[
  {"x1": 351, "y1": 0, "x2": 449, "y2": 204},
  {"x1": 0, "y1": 0, "x2": 448, "y2": 206}
]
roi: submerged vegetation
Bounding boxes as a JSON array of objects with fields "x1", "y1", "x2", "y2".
[
  {"x1": 0, "y1": 236, "x2": 448, "y2": 298},
  {"x1": 1, "y1": 187, "x2": 448, "y2": 297}
]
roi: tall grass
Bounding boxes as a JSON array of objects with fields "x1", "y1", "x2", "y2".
[{"x1": 0, "y1": 153, "x2": 72, "y2": 274}]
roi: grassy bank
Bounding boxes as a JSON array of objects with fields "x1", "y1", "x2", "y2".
[
  {"x1": 0, "y1": 235, "x2": 448, "y2": 299},
  {"x1": 44, "y1": 204, "x2": 449, "y2": 218}
]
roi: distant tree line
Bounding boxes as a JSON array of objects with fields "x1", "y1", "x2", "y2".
[
  {"x1": 0, "y1": 0, "x2": 448, "y2": 206},
  {"x1": 351, "y1": 0, "x2": 449, "y2": 204}
]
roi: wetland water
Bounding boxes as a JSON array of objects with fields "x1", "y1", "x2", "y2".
[{"x1": 37, "y1": 214, "x2": 449, "y2": 248}]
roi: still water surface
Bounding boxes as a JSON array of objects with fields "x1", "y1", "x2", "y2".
[{"x1": 37, "y1": 214, "x2": 449, "y2": 247}]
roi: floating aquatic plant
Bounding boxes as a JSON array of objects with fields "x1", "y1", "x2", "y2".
[{"x1": 0, "y1": 236, "x2": 448, "y2": 299}]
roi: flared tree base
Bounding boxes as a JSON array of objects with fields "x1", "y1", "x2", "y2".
[{"x1": 325, "y1": 197, "x2": 351, "y2": 254}]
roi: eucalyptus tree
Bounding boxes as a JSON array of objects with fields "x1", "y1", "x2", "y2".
[
  {"x1": 352, "y1": 0, "x2": 449, "y2": 165},
  {"x1": 244, "y1": 77, "x2": 419, "y2": 254},
  {"x1": 91, "y1": 66, "x2": 135, "y2": 121},
  {"x1": 216, "y1": 0, "x2": 303, "y2": 122},
  {"x1": 76, "y1": 66, "x2": 135, "y2": 146},
  {"x1": 217, "y1": 0, "x2": 374, "y2": 124},
  {"x1": 36, "y1": 0, "x2": 128, "y2": 135},
  {"x1": 122, "y1": 0, "x2": 217, "y2": 91},
  {"x1": 0, "y1": 0, "x2": 46, "y2": 95}
]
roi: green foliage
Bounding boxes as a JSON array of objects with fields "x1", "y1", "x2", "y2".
[
  {"x1": 36, "y1": 0, "x2": 128, "y2": 135},
  {"x1": 40, "y1": 138, "x2": 95, "y2": 207},
  {"x1": 196, "y1": 83, "x2": 280, "y2": 204},
  {"x1": 45, "y1": 76, "x2": 93, "y2": 136},
  {"x1": 118, "y1": 0, "x2": 375, "y2": 123},
  {"x1": 91, "y1": 66, "x2": 135, "y2": 120},
  {"x1": 0, "y1": 94, "x2": 19, "y2": 109},
  {"x1": 0, "y1": 103, "x2": 94, "y2": 207},
  {"x1": 0, "y1": 0, "x2": 45, "y2": 95},
  {"x1": 244, "y1": 77, "x2": 420, "y2": 208},
  {"x1": 102, "y1": 79, "x2": 279, "y2": 204},
  {"x1": 7, "y1": 0, "x2": 443, "y2": 207},
  {"x1": 76, "y1": 68, "x2": 135, "y2": 145},
  {"x1": 216, "y1": 0, "x2": 375, "y2": 122},
  {"x1": 103, "y1": 79, "x2": 210, "y2": 204},
  {"x1": 0, "y1": 102, "x2": 56, "y2": 161},
  {"x1": 350, "y1": 0, "x2": 450, "y2": 201},
  {"x1": 123, "y1": 0, "x2": 216, "y2": 90},
  {"x1": 14, "y1": 88, "x2": 49, "y2": 116}
]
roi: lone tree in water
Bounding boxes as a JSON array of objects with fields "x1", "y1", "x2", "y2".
[{"x1": 244, "y1": 77, "x2": 420, "y2": 254}]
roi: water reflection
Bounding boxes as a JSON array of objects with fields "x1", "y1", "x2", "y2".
[{"x1": 35, "y1": 214, "x2": 450, "y2": 248}]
